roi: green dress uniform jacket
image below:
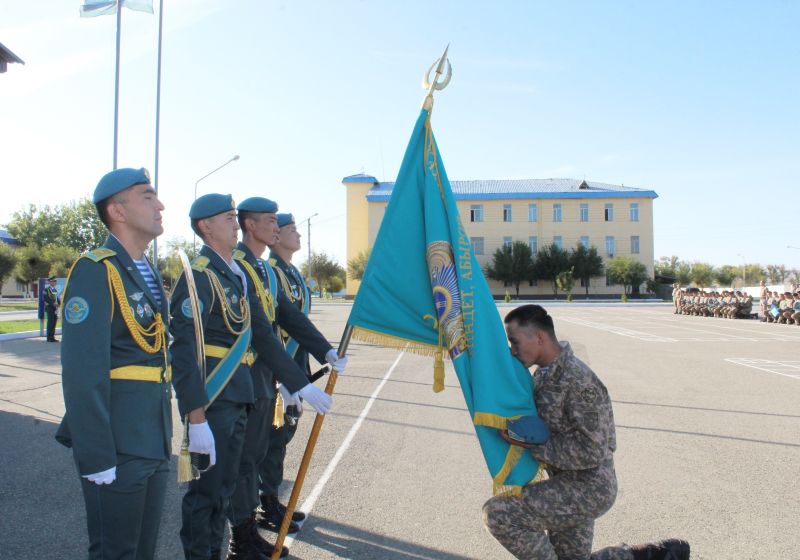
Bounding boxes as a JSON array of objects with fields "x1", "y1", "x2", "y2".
[
  {"x1": 268, "y1": 252, "x2": 316, "y2": 372},
  {"x1": 56, "y1": 235, "x2": 172, "y2": 475}
]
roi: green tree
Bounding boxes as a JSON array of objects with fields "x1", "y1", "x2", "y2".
[
  {"x1": 0, "y1": 244, "x2": 15, "y2": 298},
  {"x1": 6, "y1": 204, "x2": 61, "y2": 248},
  {"x1": 485, "y1": 241, "x2": 534, "y2": 298},
  {"x1": 58, "y1": 198, "x2": 107, "y2": 253},
  {"x1": 654, "y1": 255, "x2": 681, "y2": 279},
  {"x1": 607, "y1": 256, "x2": 649, "y2": 295},
  {"x1": 301, "y1": 252, "x2": 346, "y2": 295},
  {"x1": 533, "y1": 244, "x2": 570, "y2": 295},
  {"x1": 14, "y1": 245, "x2": 51, "y2": 294},
  {"x1": 690, "y1": 262, "x2": 715, "y2": 288},
  {"x1": 675, "y1": 262, "x2": 692, "y2": 285},
  {"x1": 715, "y1": 266, "x2": 736, "y2": 287},
  {"x1": 347, "y1": 249, "x2": 371, "y2": 281},
  {"x1": 742, "y1": 264, "x2": 765, "y2": 286},
  {"x1": 42, "y1": 245, "x2": 79, "y2": 277},
  {"x1": 570, "y1": 244, "x2": 604, "y2": 297},
  {"x1": 156, "y1": 237, "x2": 197, "y2": 289}
]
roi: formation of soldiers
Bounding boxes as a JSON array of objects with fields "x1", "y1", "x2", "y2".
[
  {"x1": 56, "y1": 167, "x2": 347, "y2": 560},
  {"x1": 672, "y1": 285, "x2": 754, "y2": 319},
  {"x1": 761, "y1": 290, "x2": 800, "y2": 325}
]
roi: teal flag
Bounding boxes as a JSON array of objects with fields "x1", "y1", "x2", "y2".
[{"x1": 348, "y1": 107, "x2": 543, "y2": 495}]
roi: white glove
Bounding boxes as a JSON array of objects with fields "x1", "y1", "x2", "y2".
[
  {"x1": 188, "y1": 421, "x2": 216, "y2": 466},
  {"x1": 83, "y1": 466, "x2": 116, "y2": 485},
  {"x1": 325, "y1": 348, "x2": 348, "y2": 374},
  {"x1": 297, "y1": 383, "x2": 332, "y2": 415},
  {"x1": 278, "y1": 383, "x2": 302, "y2": 414}
]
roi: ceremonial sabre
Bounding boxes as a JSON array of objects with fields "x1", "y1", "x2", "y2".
[
  {"x1": 271, "y1": 324, "x2": 353, "y2": 560},
  {"x1": 177, "y1": 249, "x2": 207, "y2": 483}
]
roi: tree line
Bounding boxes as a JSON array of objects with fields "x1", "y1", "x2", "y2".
[{"x1": 654, "y1": 256, "x2": 799, "y2": 288}]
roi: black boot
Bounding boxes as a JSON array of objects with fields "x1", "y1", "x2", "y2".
[
  {"x1": 257, "y1": 494, "x2": 302, "y2": 533},
  {"x1": 226, "y1": 515, "x2": 268, "y2": 560},
  {"x1": 249, "y1": 515, "x2": 289, "y2": 558},
  {"x1": 630, "y1": 539, "x2": 690, "y2": 560}
]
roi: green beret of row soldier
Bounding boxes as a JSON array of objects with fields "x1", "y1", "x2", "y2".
[
  {"x1": 276, "y1": 213, "x2": 294, "y2": 228},
  {"x1": 93, "y1": 167, "x2": 152, "y2": 204},
  {"x1": 238, "y1": 197, "x2": 278, "y2": 214}
]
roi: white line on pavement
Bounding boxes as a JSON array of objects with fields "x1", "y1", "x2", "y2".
[
  {"x1": 283, "y1": 349, "x2": 407, "y2": 550},
  {"x1": 725, "y1": 358, "x2": 800, "y2": 380}
]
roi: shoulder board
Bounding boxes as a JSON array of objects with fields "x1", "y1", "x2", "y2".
[
  {"x1": 267, "y1": 258, "x2": 278, "y2": 267},
  {"x1": 232, "y1": 249, "x2": 246, "y2": 261},
  {"x1": 191, "y1": 256, "x2": 210, "y2": 272},
  {"x1": 84, "y1": 248, "x2": 117, "y2": 262}
]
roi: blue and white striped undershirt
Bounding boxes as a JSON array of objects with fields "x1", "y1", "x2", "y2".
[{"x1": 133, "y1": 258, "x2": 162, "y2": 308}]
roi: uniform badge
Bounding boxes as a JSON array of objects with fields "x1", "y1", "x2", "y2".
[
  {"x1": 230, "y1": 294, "x2": 238, "y2": 305},
  {"x1": 181, "y1": 297, "x2": 203, "y2": 318},
  {"x1": 144, "y1": 303, "x2": 153, "y2": 317},
  {"x1": 64, "y1": 297, "x2": 90, "y2": 324},
  {"x1": 136, "y1": 304, "x2": 144, "y2": 318},
  {"x1": 581, "y1": 387, "x2": 598, "y2": 404},
  {"x1": 130, "y1": 292, "x2": 144, "y2": 302}
]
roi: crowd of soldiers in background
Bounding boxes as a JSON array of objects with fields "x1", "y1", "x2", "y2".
[{"x1": 671, "y1": 282, "x2": 800, "y2": 324}]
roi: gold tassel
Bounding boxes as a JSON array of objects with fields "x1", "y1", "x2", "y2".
[
  {"x1": 433, "y1": 348, "x2": 445, "y2": 393},
  {"x1": 273, "y1": 393, "x2": 285, "y2": 428},
  {"x1": 177, "y1": 419, "x2": 194, "y2": 483}
]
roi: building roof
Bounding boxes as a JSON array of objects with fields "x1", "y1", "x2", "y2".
[
  {"x1": 0, "y1": 229, "x2": 20, "y2": 245},
  {"x1": 343, "y1": 174, "x2": 658, "y2": 201},
  {"x1": 0, "y1": 42, "x2": 24, "y2": 73}
]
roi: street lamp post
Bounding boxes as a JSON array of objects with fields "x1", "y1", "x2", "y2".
[
  {"x1": 192, "y1": 155, "x2": 240, "y2": 252},
  {"x1": 737, "y1": 253, "x2": 746, "y2": 288},
  {"x1": 300, "y1": 213, "x2": 318, "y2": 293}
]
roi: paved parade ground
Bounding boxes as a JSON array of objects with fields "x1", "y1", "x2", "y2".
[{"x1": 0, "y1": 303, "x2": 798, "y2": 560}]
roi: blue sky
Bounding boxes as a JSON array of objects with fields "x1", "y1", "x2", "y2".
[{"x1": 2, "y1": 1, "x2": 798, "y2": 270}]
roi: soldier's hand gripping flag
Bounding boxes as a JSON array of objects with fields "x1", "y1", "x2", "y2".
[{"x1": 347, "y1": 106, "x2": 545, "y2": 495}]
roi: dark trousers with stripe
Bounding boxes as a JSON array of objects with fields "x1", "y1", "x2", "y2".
[
  {"x1": 227, "y1": 395, "x2": 276, "y2": 525},
  {"x1": 79, "y1": 454, "x2": 169, "y2": 560},
  {"x1": 180, "y1": 403, "x2": 247, "y2": 560}
]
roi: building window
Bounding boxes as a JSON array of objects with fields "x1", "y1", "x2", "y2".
[
  {"x1": 605, "y1": 236, "x2": 615, "y2": 256},
  {"x1": 503, "y1": 236, "x2": 512, "y2": 248},
  {"x1": 580, "y1": 236, "x2": 589, "y2": 248},
  {"x1": 528, "y1": 204, "x2": 537, "y2": 222},
  {"x1": 470, "y1": 204, "x2": 484, "y2": 223},
  {"x1": 604, "y1": 203, "x2": 614, "y2": 222},
  {"x1": 630, "y1": 235, "x2": 640, "y2": 254},
  {"x1": 580, "y1": 203, "x2": 589, "y2": 222},
  {"x1": 553, "y1": 203, "x2": 562, "y2": 222},
  {"x1": 529, "y1": 236, "x2": 538, "y2": 254},
  {"x1": 471, "y1": 237, "x2": 484, "y2": 255},
  {"x1": 553, "y1": 236, "x2": 563, "y2": 249},
  {"x1": 630, "y1": 203, "x2": 639, "y2": 222},
  {"x1": 503, "y1": 204, "x2": 512, "y2": 222}
]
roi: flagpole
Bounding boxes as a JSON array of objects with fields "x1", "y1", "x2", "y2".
[
  {"x1": 152, "y1": 0, "x2": 164, "y2": 264},
  {"x1": 271, "y1": 324, "x2": 353, "y2": 560},
  {"x1": 112, "y1": 0, "x2": 122, "y2": 169}
]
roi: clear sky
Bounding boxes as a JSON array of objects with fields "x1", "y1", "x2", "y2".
[{"x1": 2, "y1": 1, "x2": 798, "y2": 270}]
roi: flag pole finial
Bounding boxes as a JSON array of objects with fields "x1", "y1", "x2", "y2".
[{"x1": 422, "y1": 45, "x2": 452, "y2": 110}]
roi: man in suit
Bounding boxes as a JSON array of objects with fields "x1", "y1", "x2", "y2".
[
  {"x1": 56, "y1": 167, "x2": 172, "y2": 560},
  {"x1": 44, "y1": 275, "x2": 61, "y2": 341}
]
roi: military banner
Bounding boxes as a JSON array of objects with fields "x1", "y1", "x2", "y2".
[{"x1": 347, "y1": 107, "x2": 543, "y2": 495}]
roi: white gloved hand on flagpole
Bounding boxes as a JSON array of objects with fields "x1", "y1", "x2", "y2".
[{"x1": 325, "y1": 348, "x2": 348, "y2": 374}]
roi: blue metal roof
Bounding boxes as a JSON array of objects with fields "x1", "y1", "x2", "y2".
[
  {"x1": 341, "y1": 173, "x2": 378, "y2": 184},
  {"x1": 0, "y1": 228, "x2": 20, "y2": 245},
  {"x1": 355, "y1": 178, "x2": 658, "y2": 202}
]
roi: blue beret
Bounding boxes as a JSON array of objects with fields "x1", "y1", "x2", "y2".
[
  {"x1": 93, "y1": 167, "x2": 151, "y2": 204},
  {"x1": 506, "y1": 415, "x2": 550, "y2": 445},
  {"x1": 190, "y1": 193, "x2": 236, "y2": 220},
  {"x1": 277, "y1": 213, "x2": 295, "y2": 228},
  {"x1": 237, "y1": 197, "x2": 278, "y2": 214}
]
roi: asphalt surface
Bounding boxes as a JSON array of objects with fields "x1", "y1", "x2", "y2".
[{"x1": 0, "y1": 303, "x2": 798, "y2": 560}]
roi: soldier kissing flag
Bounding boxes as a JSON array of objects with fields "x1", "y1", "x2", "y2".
[{"x1": 347, "y1": 100, "x2": 544, "y2": 495}]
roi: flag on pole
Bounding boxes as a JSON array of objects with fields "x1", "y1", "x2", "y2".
[
  {"x1": 347, "y1": 107, "x2": 544, "y2": 495},
  {"x1": 80, "y1": 0, "x2": 154, "y2": 17}
]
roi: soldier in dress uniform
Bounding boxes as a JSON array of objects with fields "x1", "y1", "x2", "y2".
[
  {"x1": 44, "y1": 275, "x2": 61, "y2": 341},
  {"x1": 55, "y1": 168, "x2": 172, "y2": 560},
  {"x1": 224, "y1": 197, "x2": 345, "y2": 558},
  {"x1": 170, "y1": 194, "x2": 333, "y2": 560},
  {"x1": 483, "y1": 305, "x2": 690, "y2": 560},
  {"x1": 255, "y1": 212, "x2": 348, "y2": 533}
]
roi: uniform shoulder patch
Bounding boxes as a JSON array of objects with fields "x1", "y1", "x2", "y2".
[
  {"x1": 232, "y1": 249, "x2": 246, "y2": 261},
  {"x1": 191, "y1": 256, "x2": 210, "y2": 271},
  {"x1": 267, "y1": 258, "x2": 277, "y2": 266},
  {"x1": 84, "y1": 248, "x2": 117, "y2": 262}
]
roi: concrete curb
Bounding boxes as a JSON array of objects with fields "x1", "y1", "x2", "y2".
[{"x1": 0, "y1": 328, "x2": 61, "y2": 342}]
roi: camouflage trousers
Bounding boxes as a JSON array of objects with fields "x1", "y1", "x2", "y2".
[{"x1": 483, "y1": 459, "x2": 631, "y2": 560}]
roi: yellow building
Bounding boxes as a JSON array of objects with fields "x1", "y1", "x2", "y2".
[{"x1": 342, "y1": 174, "x2": 657, "y2": 298}]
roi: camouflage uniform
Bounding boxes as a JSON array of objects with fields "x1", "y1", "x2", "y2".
[{"x1": 483, "y1": 342, "x2": 635, "y2": 560}]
